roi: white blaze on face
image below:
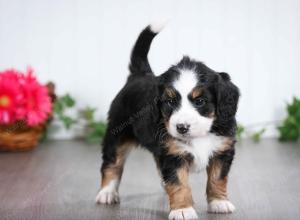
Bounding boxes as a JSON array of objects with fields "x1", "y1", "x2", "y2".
[{"x1": 169, "y1": 70, "x2": 213, "y2": 139}]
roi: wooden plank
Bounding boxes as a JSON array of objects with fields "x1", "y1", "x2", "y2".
[{"x1": 0, "y1": 139, "x2": 300, "y2": 220}]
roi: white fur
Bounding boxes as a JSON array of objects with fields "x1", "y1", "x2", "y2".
[
  {"x1": 169, "y1": 207, "x2": 198, "y2": 220},
  {"x1": 176, "y1": 133, "x2": 225, "y2": 172},
  {"x1": 208, "y1": 200, "x2": 236, "y2": 213},
  {"x1": 173, "y1": 70, "x2": 198, "y2": 96},
  {"x1": 95, "y1": 179, "x2": 120, "y2": 204},
  {"x1": 149, "y1": 19, "x2": 168, "y2": 33},
  {"x1": 169, "y1": 70, "x2": 213, "y2": 139}
]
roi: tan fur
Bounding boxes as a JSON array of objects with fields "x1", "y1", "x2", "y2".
[
  {"x1": 206, "y1": 138, "x2": 234, "y2": 202},
  {"x1": 191, "y1": 87, "x2": 202, "y2": 99},
  {"x1": 165, "y1": 167, "x2": 193, "y2": 210},
  {"x1": 218, "y1": 138, "x2": 234, "y2": 153},
  {"x1": 165, "y1": 88, "x2": 176, "y2": 98},
  {"x1": 206, "y1": 158, "x2": 228, "y2": 203},
  {"x1": 165, "y1": 135, "x2": 234, "y2": 205},
  {"x1": 101, "y1": 140, "x2": 135, "y2": 187},
  {"x1": 161, "y1": 138, "x2": 193, "y2": 209},
  {"x1": 165, "y1": 138, "x2": 186, "y2": 156}
]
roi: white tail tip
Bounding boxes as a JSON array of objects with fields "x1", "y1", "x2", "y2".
[{"x1": 149, "y1": 19, "x2": 169, "y2": 33}]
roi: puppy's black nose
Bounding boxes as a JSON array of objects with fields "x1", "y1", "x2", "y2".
[{"x1": 176, "y1": 124, "x2": 190, "y2": 134}]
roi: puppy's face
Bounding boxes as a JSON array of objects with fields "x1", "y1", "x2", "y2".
[
  {"x1": 161, "y1": 70, "x2": 215, "y2": 140},
  {"x1": 159, "y1": 57, "x2": 239, "y2": 140}
]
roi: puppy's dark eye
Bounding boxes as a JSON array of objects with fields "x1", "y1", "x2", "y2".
[
  {"x1": 194, "y1": 98, "x2": 206, "y2": 107},
  {"x1": 167, "y1": 99, "x2": 176, "y2": 106},
  {"x1": 200, "y1": 75, "x2": 207, "y2": 83}
]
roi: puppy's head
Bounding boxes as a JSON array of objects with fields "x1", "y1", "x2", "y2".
[{"x1": 159, "y1": 57, "x2": 239, "y2": 140}]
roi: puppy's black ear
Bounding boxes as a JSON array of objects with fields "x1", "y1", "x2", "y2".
[{"x1": 215, "y1": 72, "x2": 240, "y2": 122}]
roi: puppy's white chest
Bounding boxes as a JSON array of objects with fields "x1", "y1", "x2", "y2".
[{"x1": 178, "y1": 134, "x2": 225, "y2": 172}]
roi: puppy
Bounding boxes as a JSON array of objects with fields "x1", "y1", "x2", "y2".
[{"x1": 95, "y1": 23, "x2": 240, "y2": 220}]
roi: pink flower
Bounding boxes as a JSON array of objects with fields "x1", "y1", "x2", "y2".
[
  {"x1": 19, "y1": 68, "x2": 52, "y2": 126},
  {"x1": 0, "y1": 68, "x2": 52, "y2": 126},
  {"x1": 0, "y1": 70, "x2": 23, "y2": 124}
]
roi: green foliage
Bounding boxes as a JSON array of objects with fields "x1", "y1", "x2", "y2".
[
  {"x1": 85, "y1": 122, "x2": 107, "y2": 144},
  {"x1": 52, "y1": 94, "x2": 107, "y2": 144},
  {"x1": 278, "y1": 97, "x2": 300, "y2": 142},
  {"x1": 79, "y1": 106, "x2": 107, "y2": 144},
  {"x1": 54, "y1": 94, "x2": 77, "y2": 129},
  {"x1": 237, "y1": 124, "x2": 245, "y2": 141},
  {"x1": 61, "y1": 94, "x2": 75, "y2": 107},
  {"x1": 79, "y1": 106, "x2": 96, "y2": 123},
  {"x1": 251, "y1": 128, "x2": 265, "y2": 143},
  {"x1": 237, "y1": 124, "x2": 266, "y2": 143},
  {"x1": 60, "y1": 116, "x2": 76, "y2": 129}
]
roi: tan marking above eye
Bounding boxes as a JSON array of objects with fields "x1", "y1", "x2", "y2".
[
  {"x1": 191, "y1": 87, "x2": 202, "y2": 99},
  {"x1": 165, "y1": 88, "x2": 176, "y2": 98}
]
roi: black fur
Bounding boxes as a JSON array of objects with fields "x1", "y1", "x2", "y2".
[
  {"x1": 129, "y1": 25, "x2": 157, "y2": 77},
  {"x1": 217, "y1": 147, "x2": 235, "y2": 179},
  {"x1": 101, "y1": 25, "x2": 240, "y2": 186},
  {"x1": 158, "y1": 150, "x2": 194, "y2": 184}
]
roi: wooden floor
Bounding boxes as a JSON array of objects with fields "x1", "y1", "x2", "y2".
[{"x1": 1, "y1": 139, "x2": 300, "y2": 220}]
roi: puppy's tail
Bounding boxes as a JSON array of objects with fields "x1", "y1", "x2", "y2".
[{"x1": 129, "y1": 21, "x2": 166, "y2": 77}]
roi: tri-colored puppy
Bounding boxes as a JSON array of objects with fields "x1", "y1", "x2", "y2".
[{"x1": 95, "y1": 23, "x2": 240, "y2": 220}]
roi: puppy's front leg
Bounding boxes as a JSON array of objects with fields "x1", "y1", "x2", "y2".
[
  {"x1": 158, "y1": 155, "x2": 198, "y2": 220},
  {"x1": 206, "y1": 148, "x2": 235, "y2": 214}
]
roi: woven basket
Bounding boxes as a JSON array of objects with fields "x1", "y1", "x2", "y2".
[{"x1": 0, "y1": 82, "x2": 56, "y2": 152}]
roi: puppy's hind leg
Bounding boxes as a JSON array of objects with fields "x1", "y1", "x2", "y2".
[{"x1": 95, "y1": 133, "x2": 135, "y2": 205}]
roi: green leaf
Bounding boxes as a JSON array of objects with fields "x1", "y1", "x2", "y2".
[
  {"x1": 52, "y1": 93, "x2": 77, "y2": 130},
  {"x1": 61, "y1": 94, "x2": 75, "y2": 107},
  {"x1": 53, "y1": 101, "x2": 63, "y2": 115},
  {"x1": 93, "y1": 122, "x2": 106, "y2": 131},
  {"x1": 80, "y1": 106, "x2": 96, "y2": 122},
  {"x1": 278, "y1": 97, "x2": 300, "y2": 142},
  {"x1": 85, "y1": 132, "x2": 102, "y2": 144},
  {"x1": 84, "y1": 121, "x2": 107, "y2": 144},
  {"x1": 60, "y1": 116, "x2": 76, "y2": 129},
  {"x1": 237, "y1": 124, "x2": 245, "y2": 141},
  {"x1": 278, "y1": 124, "x2": 299, "y2": 141},
  {"x1": 251, "y1": 128, "x2": 265, "y2": 143}
]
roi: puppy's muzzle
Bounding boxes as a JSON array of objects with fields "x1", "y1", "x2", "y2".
[{"x1": 176, "y1": 123, "x2": 190, "y2": 134}]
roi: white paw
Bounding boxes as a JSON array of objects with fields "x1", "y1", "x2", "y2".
[
  {"x1": 208, "y1": 200, "x2": 235, "y2": 213},
  {"x1": 95, "y1": 189, "x2": 119, "y2": 204},
  {"x1": 169, "y1": 207, "x2": 198, "y2": 220},
  {"x1": 95, "y1": 179, "x2": 120, "y2": 204}
]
